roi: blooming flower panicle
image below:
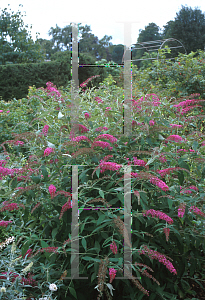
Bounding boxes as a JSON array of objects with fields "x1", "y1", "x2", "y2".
[
  {"x1": 109, "y1": 268, "x2": 117, "y2": 283},
  {"x1": 94, "y1": 134, "x2": 117, "y2": 144},
  {"x1": 42, "y1": 125, "x2": 49, "y2": 136},
  {"x1": 110, "y1": 241, "x2": 117, "y2": 255},
  {"x1": 189, "y1": 206, "x2": 205, "y2": 218},
  {"x1": 59, "y1": 200, "x2": 72, "y2": 219},
  {"x1": 99, "y1": 161, "x2": 122, "y2": 173},
  {"x1": 91, "y1": 141, "x2": 113, "y2": 151},
  {"x1": 44, "y1": 147, "x2": 54, "y2": 156},
  {"x1": 95, "y1": 96, "x2": 104, "y2": 104},
  {"x1": 14, "y1": 141, "x2": 24, "y2": 146},
  {"x1": 0, "y1": 220, "x2": 12, "y2": 227},
  {"x1": 178, "y1": 203, "x2": 186, "y2": 218},
  {"x1": 149, "y1": 120, "x2": 155, "y2": 126},
  {"x1": 163, "y1": 228, "x2": 170, "y2": 242},
  {"x1": 150, "y1": 177, "x2": 169, "y2": 191},
  {"x1": 166, "y1": 135, "x2": 183, "y2": 142},
  {"x1": 0, "y1": 203, "x2": 19, "y2": 212},
  {"x1": 170, "y1": 124, "x2": 183, "y2": 128},
  {"x1": 133, "y1": 157, "x2": 147, "y2": 167},
  {"x1": 143, "y1": 209, "x2": 173, "y2": 224},
  {"x1": 71, "y1": 135, "x2": 91, "y2": 143},
  {"x1": 95, "y1": 126, "x2": 109, "y2": 132},
  {"x1": 84, "y1": 113, "x2": 90, "y2": 119},
  {"x1": 138, "y1": 245, "x2": 177, "y2": 275},
  {"x1": 49, "y1": 184, "x2": 56, "y2": 199}
]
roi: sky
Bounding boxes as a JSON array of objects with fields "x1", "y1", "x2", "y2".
[{"x1": 1, "y1": 0, "x2": 205, "y2": 49}]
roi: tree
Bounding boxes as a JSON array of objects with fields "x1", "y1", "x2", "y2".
[
  {"x1": 47, "y1": 23, "x2": 114, "y2": 62},
  {"x1": 110, "y1": 44, "x2": 124, "y2": 64},
  {"x1": 0, "y1": 4, "x2": 45, "y2": 65},
  {"x1": 36, "y1": 38, "x2": 57, "y2": 60},
  {"x1": 162, "y1": 5, "x2": 205, "y2": 55},
  {"x1": 132, "y1": 22, "x2": 164, "y2": 69}
]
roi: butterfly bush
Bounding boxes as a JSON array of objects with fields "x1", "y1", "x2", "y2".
[
  {"x1": 138, "y1": 245, "x2": 177, "y2": 275},
  {"x1": 1, "y1": 78, "x2": 205, "y2": 299},
  {"x1": 143, "y1": 209, "x2": 173, "y2": 224}
]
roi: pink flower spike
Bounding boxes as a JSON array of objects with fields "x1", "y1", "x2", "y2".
[
  {"x1": 110, "y1": 241, "x2": 117, "y2": 255},
  {"x1": 149, "y1": 120, "x2": 155, "y2": 126},
  {"x1": 84, "y1": 113, "x2": 90, "y2": 119},
  {"x1": 0, "y1": 110, "x2": 3, "y2": 113},
  {"x1": 49, "y1": 184, "x2": 56, "y2": 199},
  {"x1": 44, "y1": 147, "x2": 54, "y2": 156},
  {"x1": 109, "y1": 268, "x2": 117, "y2": 283}
]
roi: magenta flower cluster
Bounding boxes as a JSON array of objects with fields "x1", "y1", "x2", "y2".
[
  {"x1": 95, "y1": 126, "x2": 109, "y2": 132},
  {"x1": 166, "y1": 135, "x2": 183, "y2": 142},
  {"x1": 99, "y1": 161, "x2": 122, "y2": 173},
  {"x1": 177, "y1": 149, "x2": 195, "y2": 153},
  {"x1": 95, "y1": 96, "x2": 103, "y2": 104},
  {"x1": 0, "y1": 220, "x2": 12, "y2": 227},
  {"x1": 159, "y1": 154, "x2": 167, "y2": 163},
  {"x1": 178, "y1": 203, "x2": 186, "y2": 218},
  {"x1": 133, "y1": 157, "x2": 147, "y2": 166},
  {"x1": 138, "y1": 245, "x2": 177, "y2": 275},
  {"x1": 71, "y1": 135, "x2": 91, "y2": 143},
  {"x1": 49, "y1": 184, "x2": 56, "y2": 199},
  {"x1": 157, "y1": 167, "x2": 180, "y2": 178},
  {"x1": 180, "y1": 185, "x2": 199, "y2": 194},
  {"x1": 91, "y1": 141, "x2": 113, "y2": 151},
  {"x1": 189, "y1": 206, "x2": 205, "y2": 217},
  {"x1": 84, "y1": 113, "x2": 90, "y2": 119},
  {"x1": 170, "y1": 124, "x2": 183, "y2": 128},
  {"x1": 109, "y1": 268, "x2": 117, "y2": 283},
  {"x1": 143, "y1": 209, "x2": 173, "y2": 224},
  {"x1": 0, "y1": 203, "x2": 19, "y2": 212},
  {"x1": 94, "y1": 134, "x2": 117, "y2": 144},
  {"x1": 14, "y1": 141, "x2": 24, "y2": 146},
  {"x1": 44, "y1": 147, "x2": 54, "y2": 156},
  {"x1": 110, "y1": 241, "x2": 118, "y2": 254},
  {"x1": 173, "y1": 99, "x2": 202, "y2": 111},
  {"x1": 45, "y1": 82, "x2": 64, "y2": 102},
  {"x1": 149, "y1": 120, "x2": 155, "y2": 126},
  {"x1": 150, "y1": 177, "x2": 169, "y2": 191},
  {"x1": 42, "y1": 125, "x2": 49, "y2": 136}
]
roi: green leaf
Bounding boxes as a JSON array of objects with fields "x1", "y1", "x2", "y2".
[
  {"x1": 192, "y1": 140, "x2": 199, "y2": 151},
  {"x1": 99, "y1": 189, "x2": 104, "y2": 198},
  {"x1": 202, "y1": 167, "x2": 205, "y2": 178},
  {"x1": 41, "y1": 240, "x2": 49, "y2": 248},
  {"x1": 97, "y1": 214, "x2": 107, "y2": 226},
  {"x1": 11, "y1": 177, "x2": 17, "y2": 189},
  {"x1": 52, "y1": 228, "x2": 58, "y2": 239},
  {"x1": 96, "y1": 168, "x2": 100, "y2": 178},
  {"x1": 81, "y1": 237, "x2": 87, "y2": 251},
  {"x1": 69, "y1": 287, "x2": 77, "y2": 299},
  {"x1": 41, "y1": 165, "x2": 48, "y2": 180},
  {"x1": 91, "y1": 272, "x2": 97, "y2": 283},
  {"x1": 31, "y1": 174, "x2": 40, "y2": 184},
  {"x1": 168, "y1": 198, "x2": 173, "y2": 209},
  {"x1": 92, "y1": 222, "x2": 108, "y2": 233},
  {"x1": 21, "y1": 240, "x2": 30, "y2": 257},
  {"x1": 178, "y1": 170, "x2": 184, "y2": 185},
  {"x1": 88, "y1": 121, "x2": 93, "y2": 129}
]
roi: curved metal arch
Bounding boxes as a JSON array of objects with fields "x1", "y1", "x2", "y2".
[
  {"x1": 121, "y1": 38, "x2": 187, "y2": 64},
  {"x1": 157, "y1": 38, "x2": 187, "y2": 61},
  {"x1": 121, "y1": 42, "x2": 153, "y2": 63}
]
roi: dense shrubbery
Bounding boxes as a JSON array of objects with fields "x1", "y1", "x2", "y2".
[{"x1": 0, "y1": 51, "x2": 205, "y2": 299}]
